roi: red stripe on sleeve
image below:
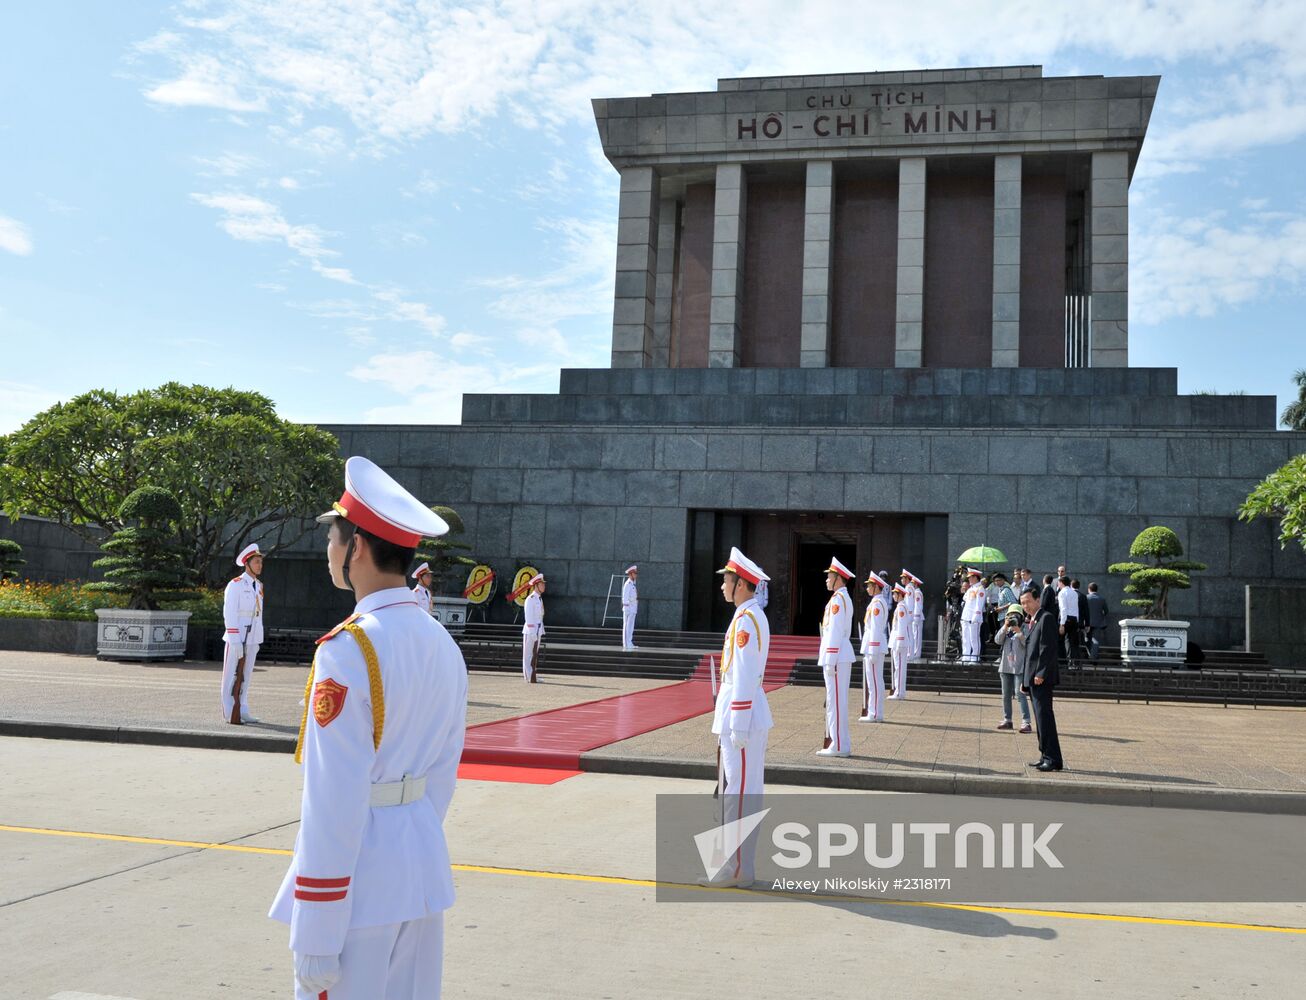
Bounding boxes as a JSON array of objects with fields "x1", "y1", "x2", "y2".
[
  {"x1": 296, "y1": 876, "x2": 351, "y2": 888},
  {"x1": 295, "y1": 889, "x2": 348, "y2": 902}
]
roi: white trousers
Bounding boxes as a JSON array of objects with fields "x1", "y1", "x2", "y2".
[
  {"x1": 293, "y1": 912, "x2": 443, "y2": 1000},
  {"x1": 890, "y1": 639, "x2": 908, "y2": 697},
  {"x1": 220, "y1": 641, "x2": 258, "y2": 719},
  {"x1": 718, "y1": 728, "x2": 768, "y2": 883},
  {"x1": 861, "y1": 647, "x2": 886, "y2": 720},
  {"x1": 522, "y1": 630, "x2": 540, "y2": 681},
  {"x1": 622, "y1": 607, "x2": 636, "y2": 649},
  {"x1": 961, "y1": 620, "x2": 982, "y2": 662},
  {"x1": 821, "y1": 660, "x2": 852, "y2": 753},
  {"x1": 911, "y1": 617, "x2": 924, "y2": 659}
]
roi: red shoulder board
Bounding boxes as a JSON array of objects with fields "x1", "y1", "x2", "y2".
[
  {"x1": 231, "y1": 576, "x2": 243, "y2": 583},
  {"x1": 316, "y1": 612, "x2": 361, "y2": 645}
]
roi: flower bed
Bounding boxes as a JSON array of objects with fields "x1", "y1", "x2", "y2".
[{"x1": 0, "y1": 581, "x2": 223, "y2": 625}]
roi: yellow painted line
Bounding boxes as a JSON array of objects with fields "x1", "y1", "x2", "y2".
[{"x1": 3, "y1": 823, "x2": 1304, "y2": 935}]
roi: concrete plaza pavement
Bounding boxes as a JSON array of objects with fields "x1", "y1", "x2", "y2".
[
  {"x1": 3, "y1": 650, "x2": 1306, "y2": 809},
  {"x1": 3, "y1": 737, "x2": 1305, "y2": 1000}
]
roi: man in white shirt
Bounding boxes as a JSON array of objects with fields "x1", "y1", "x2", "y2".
[
  {"x1": 960, "y1": 567, "x2": 986, "y2": 664},
  {"x1": 522, "y1": 574, "x2": 546, "y2": 682},
  {"x1": 411, "y1": 562, "x2": 434, "y2": 614},
  {"x1": 859, "y1": 572, "x2": 890, "y2": 721},
  {"x1": 817, "y1": 557, "x2": 855, "y2": 757},
  {"x1": 222, "y1": 543, "x2": 265, "y2": 724},
  {"x1": 1056, "y1": 575, "x2": 1082, "y2": 666},
  {"x1": 621, "y1": 565, "x2": 638, "y2": 650}
]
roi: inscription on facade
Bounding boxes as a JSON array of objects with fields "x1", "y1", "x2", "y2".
[{"x1": 736, "y1": 105, "x2": 1000, "y2": 141}]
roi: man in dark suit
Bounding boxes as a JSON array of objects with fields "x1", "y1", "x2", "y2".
[
  {"x1": 1085, "y1": 582, "x2": 1110, "y2": 662},
  {"x1": 1019, "y1": 589, "x2": 1063, "y2": 772},
  {"x1": 1038, "y1": 574, "x2": 1056, "y2": 616}
]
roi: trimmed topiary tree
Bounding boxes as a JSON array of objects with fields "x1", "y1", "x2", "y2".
[
  {"x1": 1108, "y1": 526, "x2": 1206, "y2": 620},
  {"x1": 416, "y1": 505, "x2": 477, "y2": 593},
  {"x1": 0, "y1": 539, "x2": 24, "y2": 582},
  {"x1": 86, "y1": 487, "x2": 193, "y2": 610}
]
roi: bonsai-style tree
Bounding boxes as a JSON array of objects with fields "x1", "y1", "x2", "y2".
[
  {"x1": 0, "y1": 539, "x2": 24, "y2": 582},
  {"x1": 1239, "y1": 454, "x2": 1306, "y2": 552},
  {"x1": 415, "y1": 505, "x2": 477, "y2": 594},
  {"x1": 1108, "y1": 526, "x2": 1206, "y2": 620},
  {"x1": 85, "y1": 487, "x2": 193, "y2": 610}
]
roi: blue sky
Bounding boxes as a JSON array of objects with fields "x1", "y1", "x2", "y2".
[{"x1": 2, "y1": 1, "x2": 1304, "y2": 433}]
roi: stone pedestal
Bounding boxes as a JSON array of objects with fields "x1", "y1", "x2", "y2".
[{"x1": 95, "y1": 608, "x2": 191, "y2": 660}]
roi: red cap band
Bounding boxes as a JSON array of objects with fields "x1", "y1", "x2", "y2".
[
  {"x1": 336, "y1": 490, "x2": 423, "y2": 547},
  {"x1": 725, "y1": 560, "x2": 760, "y2": 585}
]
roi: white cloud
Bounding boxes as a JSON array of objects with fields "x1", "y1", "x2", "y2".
[
  {"x1": 194, "y1": 151, "x2": 263, "y2": 176},
  {"x1": 144, "y1": 53, "x2": 266, "y2": 111},
  {"x1": 277, "y1": 176, "x2": 299, "y2": 189},
  {"x1": 0, "y1": 215, "x2": 33, "y2": 256},
  {"x1": 1132, "y1": 205, "x2": 1306, "y2": 323}
]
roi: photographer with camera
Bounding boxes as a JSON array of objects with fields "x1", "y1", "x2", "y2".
[
  {"x1": 995, "y1": 602, "x2": 1033, "y2": 733},
  {"x1": 942, "y1": 565, "x2": 964, "y2": 661}
]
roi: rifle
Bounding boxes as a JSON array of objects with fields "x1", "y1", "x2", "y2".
[
  {"x1": 229, "y1": 623, "x2": 251, "y2": 725},
  {"x1": 530, "y1": 634, "x2": 541, "y2": 683},
  {"x1": 709, "y1": 656, "x2": 720, "y2": 799}
]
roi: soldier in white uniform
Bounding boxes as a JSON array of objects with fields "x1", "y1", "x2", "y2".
[
  {"x1": 905, "y1": 570, "x2": 926, "y2": 660},
  {"x1": 271, "y1": 455, "x2": 467, "y2": 1000},
  {"x1": 703, "y1": 546, "x2": 772, "y2": 889},
  {"x1": 816, "y1": 557, "x2": 855, "y2": 757},
  {"x1": 521, "y1": 574, "x2": 545, "y2": 682},
  {"x1": 859, "y1": 571, "x2": 890, "y2": 722},
  {"x1": 411, "y1": 562, "x2": 433, "y2": 614},
  {"x1": 888, "y1": 584, "x2": 911, "y2": 699},
  {"x1": 961, "y1": 567, "x2": 986, "y2": 664},
  {"x1": 221, "y1": 542, "x2": 265, "y2": 724},
  {"x1": 621, "y1": 565, "x2": 638, "y2": 651}
]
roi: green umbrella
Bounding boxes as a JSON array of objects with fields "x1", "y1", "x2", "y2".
[{"x1": 956, "y1": 545, "x2": 1008, "y2": 566}]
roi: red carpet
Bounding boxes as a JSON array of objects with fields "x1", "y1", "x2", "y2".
[
  {"x1": 456, "y1": 763, "x2": 582, "y2": 784},
  {"x1": 462, "y1": 635, "x2": 819, "y2": 771}
]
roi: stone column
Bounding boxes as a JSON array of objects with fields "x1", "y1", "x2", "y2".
[
  {"x1": 650, "y1": 198, "x2": 679, "y2": 368},
  {"x1": 800, "y1": 160, "x2": 834, "y2": 367},
  {"x1": 894, "y1": 157, "x2": 926, "y2": 367},
  {"x1": 1090, "y1": 150, "x2": 1129, "y2": 368},
  {"x1": 709, "y1": 163, "x2": 746, "y2": 367},
  {"x1": 610, "y1": 166, "x2": 659, "y2": 368},
  {"x1": 991, "y1": 154, "x2": 1022, "y2": 367}
]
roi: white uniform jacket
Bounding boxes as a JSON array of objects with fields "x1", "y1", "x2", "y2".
[
  {"x1": 962, "y1": 583, "x2": 987, "y2": 624},
  {"x1": 910, "y1": 584, "x2": 925, "y2": 621},
  {"x1": 889, "y1": 601, "x2": 910, "y2": 644},
  {"x1": 712, "y1": 597, "x2": 772, "y2": 737},
  {"x1": 860, "y1": 593, "x2": 890, "y2": 654},
  {"x1": 523, "y1": 592, "x2": 544, "y2": 638},
  {"x1": 817, "y1": 587, "x2": 855, "y2": 666},
  {"x1": 412, "y1": 583, "x2": 432, "y2": 614},
  {"x1": 222, "y1": 571, "x2": 264, "y2": 645},
  {"x1": 269, "y1": 587, "x2": 468, "y2": 956},
  {"x1": 622, "y1": 578, "x2": 637, "y2": 611}
]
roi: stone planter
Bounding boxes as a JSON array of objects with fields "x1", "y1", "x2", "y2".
[
  {"x1": 1119, "y1": 618, "x2": 1189, "y2": 666},
  {"x1": 431, "y1": 596, "x2": 469, "y2": 636},
  {"x1": 95, "y1": 608, "x2": 191, "y2": 661}
]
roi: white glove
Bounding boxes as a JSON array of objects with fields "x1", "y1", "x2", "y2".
[
  {"x1": 730, "y1": 730, "x2": 749, "y2": 750},
  {"x1": 295, "y1": 953, "x2": 341, "y2": 993}
]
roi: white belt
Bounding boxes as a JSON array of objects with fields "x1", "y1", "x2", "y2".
[{"x1": 370, "y1": 774, "x2": 427, "y2": 807}]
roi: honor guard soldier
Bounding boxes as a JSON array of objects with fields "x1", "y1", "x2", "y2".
[
  {"x1": 961, "y1": 567, "x2": 986, "y2": 664},
  {"x1": 221, "y1": 543, "x2": 265, "y2": 724},
  {"x1": 859, "y1": 572, "x2": 890, "y2": 722},
  {"x1": 411, "y1": 562, "x2": 433, "y2": 614},
  {"x1": 271, "y1": 456, "x2": 468, "y2": 1000},
  {"x1": 902, "y1": 569, "x2": 925, "y2": 660},
  {"x1": 817, "y1": 557, "x2": 855, "y2": 757},
  {"x1": 888, "y1": 584, "x2": 911, "y2": 699},
  {"x1": 621, "y1": 565, "x2": 638, "y2": 651},
  {"x1": 522, "y1": 574, "x2": 545, "y2": 682},
  {"x1": 705, "y1": 547, "x2": 772, "y2": 888}
]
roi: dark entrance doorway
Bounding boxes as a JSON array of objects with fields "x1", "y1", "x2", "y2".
[{"x1": 790, "y1": 532, "x2": 858, "y2": 637}]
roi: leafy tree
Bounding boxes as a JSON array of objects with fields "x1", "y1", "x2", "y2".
[
  {"x1": 415, "y1": 505, "x2": 477, "y2": 594},
  {"x1": 1281, "y1": 369, "x2": 1306, "y2": 431},
  {"x1": 0, "y1": 383, "x2": 341, "y2": 582},
  {"x1": 1239, "y1": 454, "x2": 1306, "y2": 551},
  {"x1": 0, "y1": 539, "x2": 25, "y2": 582},
  {"x1": 85, "y1": 487, "x2": 193, "y2": 610},
  {"x1": 1108, "y1": 526, "x2": 1206, "y2": 620}
]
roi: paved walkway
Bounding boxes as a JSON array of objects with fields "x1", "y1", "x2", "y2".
[{"x1": 3, "y1": 650, "x2": 1305, "y2": 808}]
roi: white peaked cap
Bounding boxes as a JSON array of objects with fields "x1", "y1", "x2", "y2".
[
  {"x1": 901, "y1": 568, "x2": 922, "y2": 584},
  {"x1": 317, "y1": 456, "x2": 449, "y2": 545},
  {"x1": 865, "y1": 571, "x2": 889, "y2": 589},
  {"x1": 967, "y1": 566, "x2": 983, "y2": 577},
  {"x1": 412, "y1": 562, "x2": 431, "y2": 579},
  {"x1": 529, "y1": 573, "x2": 545, "y2": 586},
  {"x1": 825, "y1": 556, "x2": 853, "y2": 580},
  {"x1": 625, "y1": 565, "x2": 638, "y2": 574},
  {"x1": 716, "y1": 546, "x2": 769, "y2": 585},
  {"x1": 236, "y1": 543, "x2": 263, "y2": 567}
]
